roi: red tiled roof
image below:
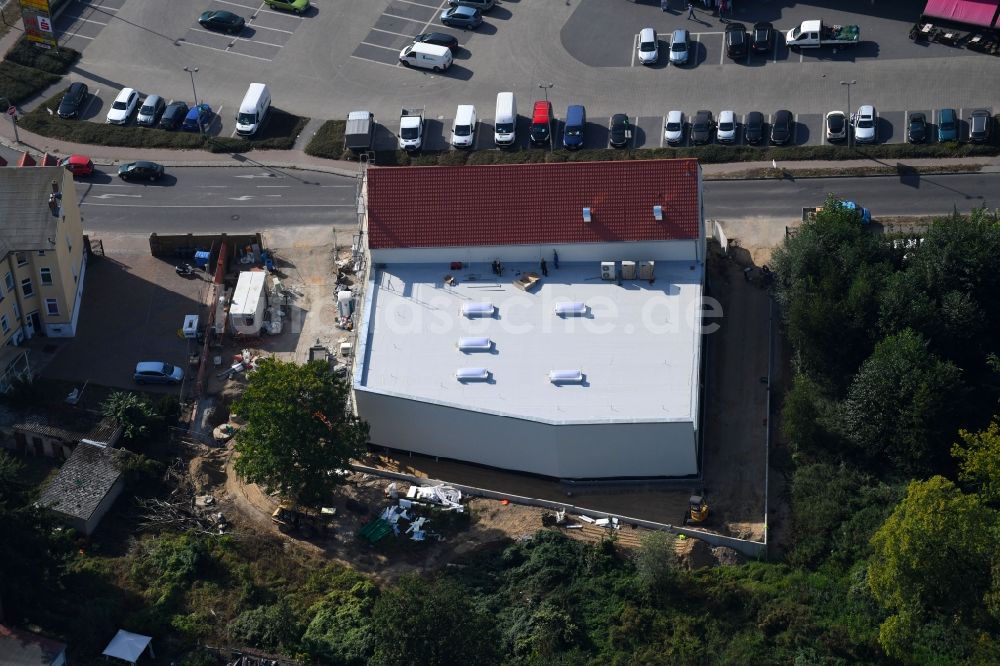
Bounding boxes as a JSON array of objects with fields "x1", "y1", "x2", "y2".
[{"x1": 367, "y1": 159, "x2": 701, "y2": 249}]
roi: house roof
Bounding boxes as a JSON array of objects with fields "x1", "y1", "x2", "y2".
[
  {"x1": 366, "y1": 159, "x2": 701, "y2": 250},
  {"x1": 38, "y1": 442, "x2": 126, "y2": 522},
  {"x1": 0, "y1": 624, "x2": 66, "y2": 666},
  {"x1": 0, "y1": 166, "x2": 68, "y2": 256},
  {"x1": 16, "y1": 411, "x2": 123, "y2": 446}
]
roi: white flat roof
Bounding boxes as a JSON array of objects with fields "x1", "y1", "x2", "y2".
[
  {"x1": 231, "y1": 271, "x2": 266, "y2": 316},
  {"x1": 356, "y1": 261, "x2": 703, "y2": 424}
]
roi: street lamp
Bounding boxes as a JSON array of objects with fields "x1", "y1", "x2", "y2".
[
  {"x1": 538, "y1": 82, "x2": 554, "y2": 152},
  {"x1": 840, "y1": 80, "x2": 856, "y2": 149},
  {"x1": 184, "y1": 66, "x2": 203, "y2": 133}
]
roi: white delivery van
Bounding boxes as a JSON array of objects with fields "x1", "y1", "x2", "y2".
[
  {"x1": 229, "y1": 271, "x2": 268, "y2": 336},
  {"x1": 451, "y1": 104, "x2": 477, "y2": 148},
  {"x1": 235, "y1": 83, "x2": 271, "y2": 136},
  {"x1": 398, "y1": 42, "x2": 453, "y2": 71},
  {"x1": 494, "y1": 92, "x2": 516, "y2": 146}
]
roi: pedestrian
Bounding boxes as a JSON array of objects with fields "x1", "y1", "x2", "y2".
[
  {"x1": 661, "y1": 0, "x2": 669, "y2": 12},
  {"x1": 687, "y1": 2, "x2": 695, "y2": 19},
  {"x1": 719, "y1": 0, "x2": 727, "y2": 18},
  {"x1": 540, "y1": 258, "x2": 548, "y2": 277},
  {"x1": 552, "y1": 249, "x2": 560, "y2": 269}
]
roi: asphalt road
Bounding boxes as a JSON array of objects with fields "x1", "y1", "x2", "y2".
[
  {"x1": 76, "y1": 166, "x2": 359, "y2": 233},
  {"x1": 704, "y1": 171, "x2": 1000, "y2": 220}
]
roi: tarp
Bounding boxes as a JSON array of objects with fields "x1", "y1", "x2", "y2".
[
  {"x1": 102, "y1": 630, "x2": 152, "y2": 664},
  {"x1": 922, "y1": 0, "x2": 1000, "y2": 28}
]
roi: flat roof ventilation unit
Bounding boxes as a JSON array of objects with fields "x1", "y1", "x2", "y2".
[
  {"x1": 458, "y1": 337, "x2": 492, "y2": 351},
  {"x1": 548, "y1": 369, "x2": 584, "y2": 383},
  {"x1": 456, "y1": 367, "x2": 490, "y2": 381},
  {"x1": 554, "y1": 301, "x2": 587, "y2": 316},
  {"x1": 461, "y1": 302, "x2": 495, "y2": 317},
  {"x1": 653, "y1": 205, "x2": 663, "y2": 221},
  {"x1": 582, "y1": 207, "x2": 592, "y2": 223}
]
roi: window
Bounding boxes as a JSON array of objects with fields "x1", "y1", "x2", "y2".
[
  {"x1": 40, "y1": 268, "x2": 53, "y2": 286},
  {"x1": 37, "y1": 250, "x2": 45, "y2": 257},
  {"x1": 15, "y1": 252, "x2": 26, "y2": 266},
  {"x1": 4, "y1": 273, "x2": 12, "y2": 292},
  {"x1": 21, "y1": 278, "x2": 33, "y2": 298},
  {"x1": 0, "y1": 316, "x2": 8, "y2": 334},
  {"x1": 45, "y1": 299, "x2": 59, "y2": 316}
]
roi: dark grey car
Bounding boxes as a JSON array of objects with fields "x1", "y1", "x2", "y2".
[
  {"x1": 770, "y1": 109, "x2": 793, "y2": 145},
  {"x1": 691, "y1": 110, "x2": 713, "y2": 144},
  {"x1": 744, "y1": 111, "x2": 764, "y2": 144},
  {"x1": 57, "y1": 82, "x2": 89, "y2": 119},
  {"x1": 969, "y1": 109, "x2": 993, "y2": 143}
]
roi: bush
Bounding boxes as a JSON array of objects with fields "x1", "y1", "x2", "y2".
[
  {"x1": 304, "y1": 119, "x2": 346, "y2": 159},
  {"x1": 0, "y1": 61, "x2": 59, "y2": 107},
  {"x1": 4, "y1": 37, "x2": 80, "y2": 74},
  {"x1": 208, "y1": 109, "x2": 309, "y2": 153}
]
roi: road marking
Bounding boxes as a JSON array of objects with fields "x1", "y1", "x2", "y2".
[
  {"x1": 82, "y1": 88, "x2": 100, "y2": 118},
  {"x1": 235, "y1": 36, "x2": 285, "y2": 48},
  {"x1": 359, "y1": 41, "x2": 401, "y2": 52},
  {"x1": 235, "y1": 173, "x2": 282, "y2": 178},
  {"x1": 631, "y1": 115, "x2": 638, "y2": 149},
  {"x1": 58, "y1": 16, "x2": 107, "y2": 26},
  {"x1": 799, "y1": 49, "x2": 803, "y2": 63},
  {"x1": 660, "y1": 115, "x2": 666, "y2": 147},
  {"x1": 92, "y1": 193, "x2": 141, "y2": 199},
  {"x1": 81, "y1": 203, "x2": 356, "y2": 208},
  {"x1": 692, "y1": 31, "x2": 724, "y2": 36},
  {"x1": 215, "y1": 0, "x2": 257, "y2": 8},
  {"x1": 793, "y1": 113, "x2": 799, "y2": 145},
  {"x1": 59, "y1": 32, "x2": 93, "y2": 40},
  {"x1": 719, "y1": 38, "x2": 725, "y2": 65},
  {"x1": 773, "y1": 40, "x2": 778, "y2": 63},
  {"x1": 412, "y1": 0, "x2": 452, "y2": 40},
  {"x1": 179, "y1": 40, "x2": 271, "y2": 61},
  {"x1": 194, "y1": 185, "x2": 229, "y2": 188},
  {"x1": 631, "y1": 33, "x2": 637, "y2": 68},
  {"x1": 371, "y1": 27, "x2": 417, "y2": 38},
  {"x1": 382, "y1": 12, "x2": 426, "y2": 23},
  {"x1": 257, "y1": 185, "x2": 290, "y2": 188},
  {"x1": 350, "y1": 54, "x2": 401, "y2": 68},
  {"x1": 248, "y1": 23, "x2": 294, "y2": 34},
  {"x1": 396, "y1": 0, "x2": 437, "y2": 6}
]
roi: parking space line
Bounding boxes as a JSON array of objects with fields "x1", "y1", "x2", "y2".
[
  {"x1": 412, "y1": 0, "x2": 453, "y2": 40},
  {"x1": 773, "y1": 41, "x2": 778, "y2": 63},
  {"x1": 692, "y1": 31, "x2": 724, "y2": 36},
  {"x1": 60, "y1": 32, "x2": 93, "y2": 40},
  {"x1": 383, "y1": 12, "x2": 426, "y2": 23},
  {"x1": 799, "y1": 49, "x2": 803, "y2": 63},
  {"x1": 220, "y1": 0, "x2": 305, "y2": 19},
  {"x1": 350, "y1": 54, "x2": 401, "y2": 68},
  {"x1": 180, "y1": 40, "x2": 271, "y2": 61},
  {"x1": 192, "y1": 27, "x2": 240, "y2": 40},
  {"x1": 372, "y1": 27, "x2": 417, "y2": 38},
  {"x1": 631, "y1": 116, "x2": 638, "y2": 149},
  {"x1": 236, "y1": 36, "x2": 284, "y2": 48},
  {"x1": 631, "y1": 33, "x2": 637, "y2": 68},
  {"x1": 61, "y1": 17, "x2": 107, "y2": 26},
  {"x1": 396, "y1": 0, "x2": 436, "y2": 6},
  {"x1": 249, "y1": 23, "x2": 294, "y2": 34},
  {"x1": 794, "y1": 113, "x2": 799, "y2": 145},
  {"x1": 215, "y1": 0, "x2": 257, "y2": 9},
  {"x1": 360, "y1": 41, "x2": 401, "y2": 52},
  {"x1": 660, "y1": 115, "x2": 665, "y2": 147},
  {"x1": 719, "y1": 38, "x2": 724, "y2": 65}
]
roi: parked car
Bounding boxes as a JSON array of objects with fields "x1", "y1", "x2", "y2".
[
  {"x1": 59, "y1": 154, "x2": 94, "y2": 177},
  {"x1": 57, "y1": 82, "x2": 89, "y2": 119},
  {"x1": 664, "y1": 110, "x2": 684, "y2": 145},
  {"x1": 669, "y1": 29, "x2": 690, "y2": 65},
  {"x1": 937, "y1": 107, "x2": 958, "y2": 142},
  {"x1": 263, "y1": 0, "x2": 309, "y2": 14},
  {"x1": 825, "y1": 110, "x2": 847, "y2": 142},
  {"x1": 198, "y1": 10, "x2": 245, "y2": 33},
  {"x1": 529, "y1": 100, "x2": 553, "y2": 146},
  {"x1": 440, "y1": 5, "x2": 482, "y2": 29},
  {"x1": 413, "y1": 32, "x2": 459, "y2": 52},
  {"x1": 136, "y1": 95, "x2": 166, "y2": 127},
  {"x1": 609, "y1": 113, "x2": 632, "y2": 148},
  {"x1": 969, "y1": 108, "x2": 993, "y2": 143},
  {"x1": 182, "y1": 103, "x2": 213, "y2": 131},
  {"x1": 691, "y1": 110, "x2": 713, "y2": 145},
  {"x1": 448, "y1": 0, "x2": 494, "y2": 11},
  {"x1": 716, "y1": 110, "x2": 736, "y2": 143},
  {"x1": 118, "y1": 161, "x2": 164, "y2": 181},
  {"x1": 770, "y1": 109, "x2": 793, "y2": 145},
  {"x1": 751, "y1": 21, "x2": 775, "y2": 53},
  {"x1": 159, "y1": 101, "x2": 189, "y2": 130},
  {"x1": 637, "y1": 27, "x2": 658, "y2": 65},
  {"x1": 852, "y1": 105, "x2": 877, "y2": 144},
  {"x1": 106, "y1": 87, "x2": 138, "y2": 125},
  {"x1": 562, "y1": 105, "x2": 586, "y2": 150},
  {"x1": 133, "y1": 361, "x2": 183, "y2": 385},
  {"x1": 907, "y1": 112, "x2": 928, "y2": 144},
  {"x1": 744, "y1": 111, "x2": 764, "y2": 144},
  {"x1": 725, "y1": 23, "x2": 748, "y2": 59}
]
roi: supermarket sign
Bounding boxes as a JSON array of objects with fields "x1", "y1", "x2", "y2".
[{"x1": 21, "y1": 0, "x2": 58, "y2": 49}]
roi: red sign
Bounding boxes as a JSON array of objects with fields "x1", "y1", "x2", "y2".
[{"x1": 6, "y1": 107, "x2": 16, "y2": 118}]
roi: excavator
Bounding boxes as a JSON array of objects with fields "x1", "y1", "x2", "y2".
[{"x1": 684, "y1": 493, "x2": 710, "y2": 526}]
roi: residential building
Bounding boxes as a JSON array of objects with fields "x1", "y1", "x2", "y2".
[
  {"x1": 0, "y1": 624, "x2": 67, "y2": 666},
  {"x1": 353, "y1": 159, "x2": 705, "y2": 479}
]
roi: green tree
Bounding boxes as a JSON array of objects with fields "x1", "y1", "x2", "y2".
[
  {"x1": 302, "y1": 581, "x2": 377, "y2": 665},
  {"x1": 232, "y1": 359, "x2": 368, "y2": 505},
  {"x1": 102, "y1": 391, "x2": 156, "y2": 441},
  {"x1": 369, "y1": 576, "x2": 500, "y2": 666},
  {"x1": 952, "y1": 419, "x2": 1000, "y2": 504},
  {"x1": 868, "y1": 476, "x2": 1000, "y2": 662},
  {"x1": 840, "y1": 329, "x2": 964, "y2": 475},
  {"x1": 634, "y1": 530, "x2": 678, "y2": 598}
]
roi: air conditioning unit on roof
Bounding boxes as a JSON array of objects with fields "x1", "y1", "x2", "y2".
[
  {"x1": 621, "y1": 261, "x2": 636, "y2": 280},
  {"x1": 600, "y1": 262, "x2": 615, "y2": 280},
  {"x1": 639, "y1": 261, "x2": 655, "y2": 280}
]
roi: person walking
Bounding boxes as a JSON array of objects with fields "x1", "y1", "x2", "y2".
[
  {"x1": 687, "y1": 2, "x2": 695, "y2": 19},
  {"x1": 540, "y1": 258, "x2": 548, "y2": 277},
  {"x1": 552, "y1": 249, "x2": 560, "y2": 269},
  {"x1": 719, "y1": 0, "x2": 728, "y2": 18}
]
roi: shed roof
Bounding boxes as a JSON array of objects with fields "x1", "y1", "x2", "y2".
[
  {"x1": 366, "y1": 159, "x2": 701, "y2": 250},
  {"x1": 39, "y1": 442, "x2": 126, "y2": 522},
  {"x1": 0, "y1": 167, "x2": 67, "y2": 256},
  {"x1": 0, "y1": 624, "x2": 66, "y2": 666}
]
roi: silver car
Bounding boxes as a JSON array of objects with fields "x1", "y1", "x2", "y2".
[
  {"x1": 664, "y1": 110, "x2": 684, "y2": 145},
  {"x1": 134, "y1": 361, "x2": 183, "y2": 384},
  {"x1": 717, "y1": 110, "x2": 736, "y2": 143},
  {"x1": 669, "y1": 29, "x2": 690, "y2": 65},
  {"x1": 852, "y1": 105, "x2": 877, "y2": 144}
]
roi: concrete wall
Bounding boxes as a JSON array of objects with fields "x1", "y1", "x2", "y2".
[
  {"x1": 356, "y1": 389, "x2": 698, "y2": 479},
  {"x1": 81, "y1": 477, "x2": 124, "y2": 536},
  {"x1": 370, "y1": 239, "x2": 701, "y2": 265}
]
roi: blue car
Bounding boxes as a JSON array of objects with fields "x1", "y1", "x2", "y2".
[
  {"x1": 182, "y1": 103, "x2": 213, "y2": 131},
  {"x1": 440, "y1": 5, "x2": 482, "y2": 29},
  {"x1": 562, "y1": 105, "x2": 586, "y2": 150}
]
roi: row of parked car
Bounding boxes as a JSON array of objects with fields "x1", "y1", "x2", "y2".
[
  {"x1": 397, "y1": 0, "x2": 504, "y2": 71},
  {"x1": 57, "y1": 81, "x2": 213, "y2": 131},
  {"x1": 637, "y1": 22, "x2": 776, "y2": 65}
]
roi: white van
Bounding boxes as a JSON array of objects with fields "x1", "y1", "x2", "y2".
[
  {"x1": 494, "y1": 92, "x2": 516, "y2": 146},
  {"x1": 235, "y1": 83, "x2": 271, "y2": 136},
  {"x1": 452, "y1": 104, "x2": 477, "y2": 148},
  {"x1": 398, "y1": 42, "x2": 453, "y2": 72}
]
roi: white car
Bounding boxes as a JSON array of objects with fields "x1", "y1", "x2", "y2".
[
  {"x1": 852, "y1": 105, "x2": 877, "y2": 144},
  {"x1": 664, "y1": 110, "x2": 684, "y2": 145},
  {"x1": 637, "y1": 27, "x2": 658, "y2": 65},
  {"x1": 717, "y1": 110, "x2": 736, "y2": 143},
  {"x1": 106, "y1": 87, "x2": 138, "y2": 125},
  {"x1": 825, "y1": 110, "x2": 847, "y2": 142}
]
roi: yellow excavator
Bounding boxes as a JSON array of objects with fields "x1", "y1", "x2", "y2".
[{"x1": 685, "y1": 493, "x2": 709, "y2": 526}]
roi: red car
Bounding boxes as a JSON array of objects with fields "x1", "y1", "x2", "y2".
[{"x1": 59, "y1": 154, "x2": 94, "y2": 176}]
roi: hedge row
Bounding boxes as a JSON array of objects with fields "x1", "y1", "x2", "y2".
[
  {"x1": 18, "y1": 90, "x2": 308, "y2": 152},
  {"x1": 4, "y1": 37, "x2": 80, "y2": 74},
  {"x1": 302, "y1": 119, "x2": 1000, "y2": 167},
  {"x1": 0, "y1": 38, "x2": 79, "y2": 109}
]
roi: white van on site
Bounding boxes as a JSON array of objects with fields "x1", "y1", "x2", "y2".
[
  {"x1": 451, "y1": 104, "x2": 477, "y2": 148},
  {"x1": 494, "y1": 92, "x2": 516, "y2": 146},
  {"x1": 235, "y1": 83, "x2": 271, "y2": 136},
  {"x1": 398, "y1": 42, "x2": 453, "y2": 72}
]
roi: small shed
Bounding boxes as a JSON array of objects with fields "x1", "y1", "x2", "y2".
[
  {"x1": 102, "y1": 629, "x2": 154, "y2": 665},
  {"x1": 229, "y1": 271, "x2": 268, "y2": 336},
  {"x1": 38, "y1": 442, "x2": 127, "y2": 535},
  {"x1": 10, "y1": 412, "x2": 122, "y2": 460},
  {"x1": 0, "y1": 624, "x2": 67, "y2": 666}
]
